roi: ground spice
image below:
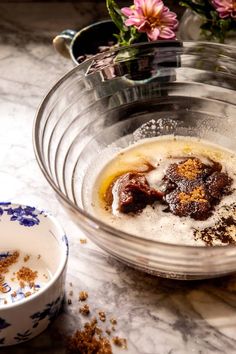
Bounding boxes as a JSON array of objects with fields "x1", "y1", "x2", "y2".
[
  {"x1": 79, "y1": 291, "x2": 88, "y2": 302},
  {"x1": 194, "y1": 203, "x2": 236, "y2": 246},
  {"x1": 16, "y1": 266, "x2": 38, "y2": 283}
]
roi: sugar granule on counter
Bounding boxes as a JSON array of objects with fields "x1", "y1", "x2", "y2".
[
  {"x1": 79, "y1": 290, "x2": 88, "y2": 301},
  {"x1": 80, "y1": 238, "x2": 87, "y2": 244},
  {"x1": 66, "y1": 318, "x2": 112, "y2": 354},
  {"x1": 106, "y1": 329, "x2": 111, "y2": 336},
  {"x1": 110, "y1": 318, "x2": 117, "y2": 326},
  {"x1": 98, "y1": 311, "x2": 106, "y2": 322},
  {"x1": 23, "y1": 254, "x2": 30, "y2": 262},
  {"x1": 79, "y1": 304, "x2": 90, "y2": 315},
  {"x1": 16, "y1": 266, "x2": 38, "y2": 283},
  {"x1": 112, "y1": 337, "x2": 127, "y2": 349}
]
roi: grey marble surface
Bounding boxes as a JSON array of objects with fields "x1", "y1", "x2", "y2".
[{"x1": 1, "y1": 2, "x2": 236, "y2": 354}]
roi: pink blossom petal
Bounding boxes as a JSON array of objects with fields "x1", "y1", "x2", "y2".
[
  {"x1": 121, "y1": 7, "x2": 134, "y2": 17},
  {"x1": 159, "y1": 27, "x2": 176, "y2": 39},
  {"x1": 124, "y1": 17, "x2": 145, "y2": 27},
  {"x1": 212, "y1": 0, "x2": 235, "y2": 18},
  {"x1": 121, "y1": 0, "x2": 178, "y2": 41},
  {"x1": 152, "y1": 1, "x2": 165, "y2": 17},
  {"x1": 147, "y1": 27, "x2": 161, "y2": 41}
]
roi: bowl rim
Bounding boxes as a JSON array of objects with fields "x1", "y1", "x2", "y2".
[
  {"x1": 0, "y1": 202, "x2": 68, "y2": 310},
  {"x1": 33, "y1": 40, "x2": 236, "y2": 255}
]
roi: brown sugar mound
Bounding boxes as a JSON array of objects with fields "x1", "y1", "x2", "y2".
[
  {"x1": 66, "y1": 319, "x2": 112, "y2": 354},
  {"x1": 16, "y1": 266, "x2": 38, "y2": 283},
  {"x1": 163, "y1": 158, "x2": 232, "y2": 220}
]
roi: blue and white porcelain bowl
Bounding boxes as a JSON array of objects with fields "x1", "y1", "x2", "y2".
[{"x1": 0, "y1": 202, "x2": 68, "y2": 346}]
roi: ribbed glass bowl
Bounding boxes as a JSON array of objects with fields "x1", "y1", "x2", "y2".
[{"x1": 33, "y1": 41, "x2": 236, "y2": 280}]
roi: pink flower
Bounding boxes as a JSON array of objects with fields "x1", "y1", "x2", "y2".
[
  {"x1": 121, "y1": 0, "x2": 178, "y2": 41},
  {"x1": 212, "y1": 0, "x2": 236, "y2": 18}
]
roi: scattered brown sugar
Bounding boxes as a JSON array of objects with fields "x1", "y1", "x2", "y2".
[
  {"x1": 0, "y1": 282, "x2": 5, "y2": 293},
  {"x1": 0, "y1": 251, "x2": 20, "y2": 293},
  {"x1": 112, "y1": 337, "x2": 127, "y2": 349},
  {"x1": 106, "y1": 329, "x2": 111, "y2": 336},
  {"x1": 66, "y1": 318, "x2": 113, "y2": 354},
  {"x1": 68, "y1": 299, "x2": 72, "y2": 305},
  {"x1": 37, "y1": 254, "x2": 41, "y2": 260},
  {"x1": 69, "y1": 290, "x2": 73, "y2": 297},
  {"x1": 79, "y1": 304, "x2": 90, "y2": 316},
  {"x1": 110, "y1": 318, "x2": 117, "y2": 326},
  {"x1": 23, "y1": 254, "x2": 30, "y2": 262},
  {"x1": 79, "y1": 290, "x2": 88, "y2": 302},
  {"x1": 24, "y1": 291, "x2": 32, "y2": 297},
  {"x1": 16, "y1": 266, "x2": 38, "y2": 283},
  {"x1": 176, "y1": 158, "x2": 203, "y2": 180},
  {"x1": 0, "y1": 251, "x2": 19, "y2": 274},
  {"x1": 95, "y1": 327, "x2": 103, "y2": 336},
  {"x1": 19, "y1": 280, "x2": 25, "y2": 288},
  {"x1": 98, "y1": 311, "x2": 106, "y2": 322},
  {"x1": 80, "y1": 238, "x2": 87, "y2": 244},
  {"x1": 11, "y1": 291, "x2": 17, "y2": 297}
]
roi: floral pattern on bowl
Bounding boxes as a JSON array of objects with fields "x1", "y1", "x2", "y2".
[{"x1": 0, "y1": 202, "x2": 68, "y2": 346}]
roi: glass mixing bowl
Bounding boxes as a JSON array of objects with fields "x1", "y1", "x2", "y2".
[{"x1": 33, "y1": 41, "x2": 236, "y2": 280}]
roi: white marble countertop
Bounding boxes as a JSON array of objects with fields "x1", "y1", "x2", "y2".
[{"x1": 1, "y1": 2, "x2": 236, "y2": 354}]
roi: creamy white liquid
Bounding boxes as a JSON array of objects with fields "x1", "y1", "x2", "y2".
[{"x1": 85, "y1": 136, "x2": 236, "y2": 246}]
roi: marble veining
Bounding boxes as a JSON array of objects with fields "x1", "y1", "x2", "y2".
[{"x1": 1, "y1": 2, "x2": 236, "y2": 353}]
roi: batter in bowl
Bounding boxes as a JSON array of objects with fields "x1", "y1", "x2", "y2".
[{"x1": 86, "y1": 136, "x2": 236, "y2": 246}]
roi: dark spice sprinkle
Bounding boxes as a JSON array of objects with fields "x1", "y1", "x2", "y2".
[{"x1": 194, "y1": 203, "x2": 236, "y2": 246}]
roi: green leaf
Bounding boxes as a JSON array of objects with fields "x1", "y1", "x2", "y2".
[{"x1": 106, "y1": 0, "x2": 127, "y2": 32}]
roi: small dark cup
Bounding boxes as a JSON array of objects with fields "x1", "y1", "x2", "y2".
[{"x1": 53, "y1": 19, "x2": 118, "y2": 65}]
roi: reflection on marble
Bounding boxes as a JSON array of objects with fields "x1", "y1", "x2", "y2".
[{"x1": 1, "y1": 2, "x2": 236, "y2": 354}]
